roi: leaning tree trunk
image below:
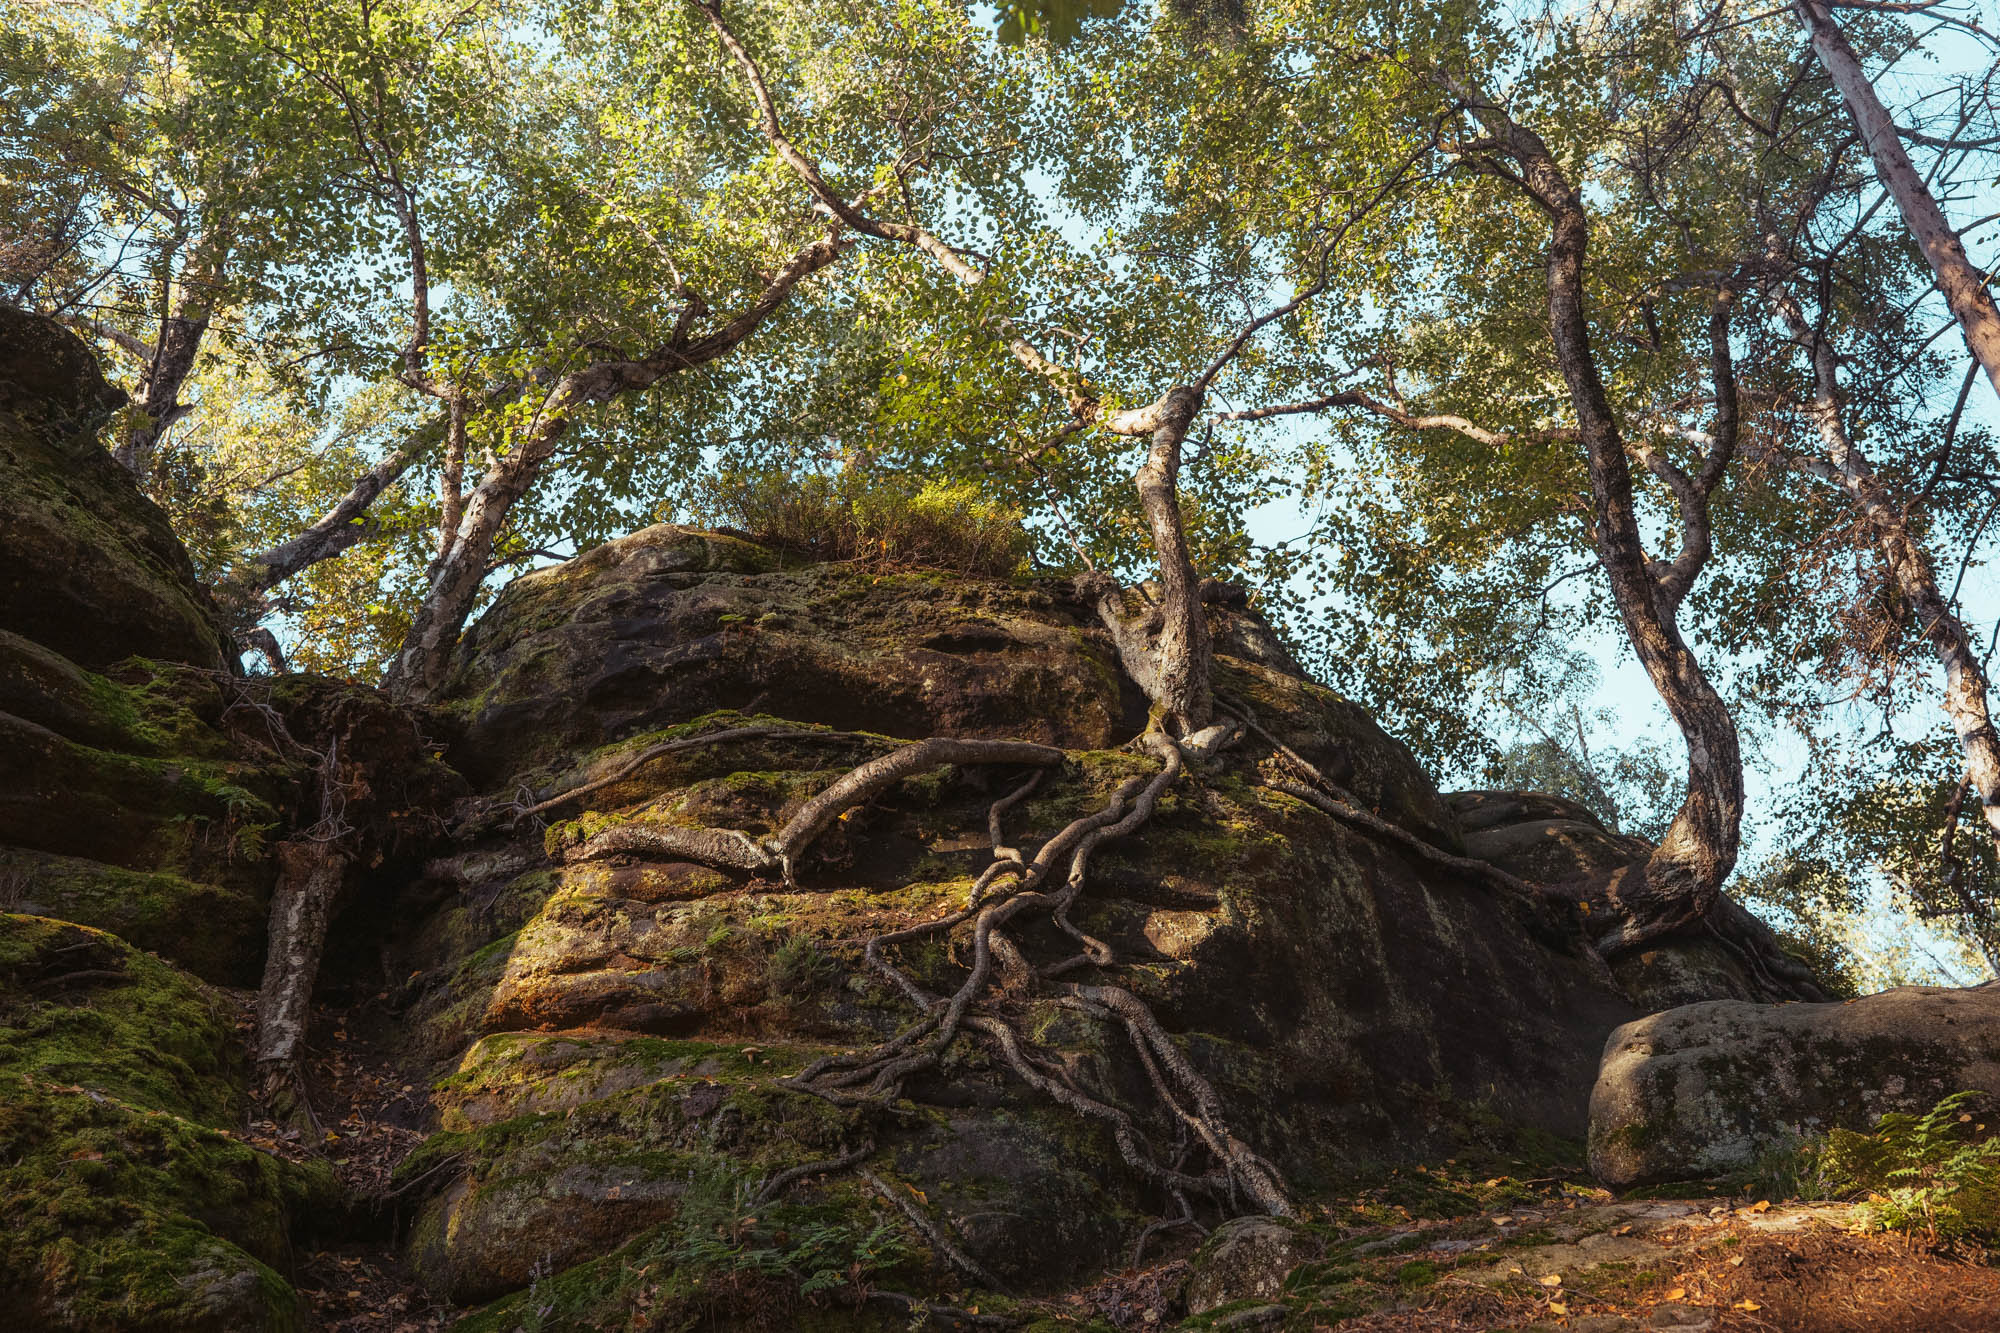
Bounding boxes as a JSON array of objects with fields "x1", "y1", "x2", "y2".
[
  {"x1": 1795, "y1": 0, "x2": 2000, "y2": 405},
  {"x1": 1446, "y1": 72, "x2": 1746, "y2": 944},
  {"x1": 1546, "y1": 196, "x2": 1745, "y2": 936},
  {"x1": 253, "y1": 837, "x2": 350, "y2": 1112},
  {"x1": 1772, "y1": 280, "x2": 2000, "y2": 856}
]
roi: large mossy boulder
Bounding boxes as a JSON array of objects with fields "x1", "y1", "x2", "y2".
[
  {"x1": 0, "y1": 914, "x2": 333, "y2": 1331},
  {"x1": 1588, "y1": 985, "x2": 2000, "y2": 1187},
  {"x1": 392, "y1": 523, "x2": 1645, "y2": 1319}
]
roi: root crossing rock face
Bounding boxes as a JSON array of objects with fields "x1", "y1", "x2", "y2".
[{"x1": 1589, "y1": 984, "x2": 2000, "y2": 1187}]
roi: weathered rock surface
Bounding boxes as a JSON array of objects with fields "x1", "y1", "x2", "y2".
[
  {"x1": 0, "y1": 306, "x2": 229, "y2": 672},
  {"x1": 1183, "y1": 1215, "x2": 1324, "y2": 1314},
  {"x1": 1448, "y1": 789, "x2": 1652, "y2": 883},
  {"x1": 1589, "y1": 985, "x2": 2000, "y2": 1186}
]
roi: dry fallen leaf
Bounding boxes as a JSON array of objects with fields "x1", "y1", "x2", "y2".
[
  {"x1": 1538, "y1": 1274, "x2": 1563, "y2": 1287},
  {"x1": 1729, "y1": 1255, "x2": 1745, "y2": 1267},
  {"x1": 1748, "y1": 1199, "x2": 1772, "y2": 1213},
  {"x1": 1548, "y1": 1302, "x2": 1568, "y2": 1315},
  {"x1": 1734, "y1": 1299, "x2": 1763, "y2": 1312},
  {"x1": 1665, "y1": 1286, "x2": 1687, "y2": 1300}
]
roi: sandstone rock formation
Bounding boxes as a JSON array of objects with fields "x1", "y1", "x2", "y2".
[
  {"x1": 0, "y1": 312, "x2": 457, "y2": 1330},
  {"x1": 1590, "y1": 985, "x2": 2000, "y2": 1187},
  {"x1": 2, "y1": 310, "x2": 1858, "y2": 1329},
  {"x1": 385, "y1": 521, "x2": 1642, "y2": 1318}
]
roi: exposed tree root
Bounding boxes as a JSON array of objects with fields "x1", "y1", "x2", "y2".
[
  {"x1": 766, "y1": 730, "x2": 1298, "y2": 1237},
  {"x1": 861, "y1": 1288, "x2": 1012, "y2": 1330},
  {"x1": 1130, "y1": 1189, "x2": 1203, "y2": 1268},
  {"x1": 752, "y1": 1140, "x2": 876, "y2": 1208},
  {"x1": 858, "y1": 1166, "x2": 1010, "y2": 1293},
  {"x1": 1223, "y1": 697, "x2": 1565, "y2": 906},
  {"x1": 1059, "y1": 982, "x2": 1291, "y2": 1217},
  {"x1": 1263, "y1": 776, "x2": 1562, "y2": 904},
  {"x1": 1230, "y1": 698, "x2": 1827, "y2": 1001},
  {"x1": 532, "y1": 712, "x2": 1300, "y2": 1276},
  {"x1": 506, "y1": 723, "x2": 873, "y2": 824},
  {"x1": 1226, "y1": 698, "x2": 1632, "y2": 995},
  {"x1": 562, "y1": 736, "x2": 1064, "y2": 883},
  {"x1": 1703, "y1": 896, "x2": 1830, "y2": 1002}
]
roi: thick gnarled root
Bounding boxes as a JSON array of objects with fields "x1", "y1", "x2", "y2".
[{"x1": 560, "y1": 735, "x2": 1064, "y2": 882}]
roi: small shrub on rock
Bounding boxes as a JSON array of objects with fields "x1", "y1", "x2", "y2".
[{"x1": 698, "y1": 467, "x2": 1032, "y2": 576}]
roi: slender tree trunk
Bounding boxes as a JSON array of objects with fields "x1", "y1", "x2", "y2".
[
  {"x1": 436, "y1": 393, "x2": 468, "y2": 571},
  {"x1": 1794, "y1": 0, "x2": 2000, "y2": 403},
  {"x1": 1771, "y1": 280, "x2": 2000, "y2": 851},
  {"x1": 239, "y1": 415, "x2": 442, "y2": 593},
  {"x1": 1546, "y1": 200, "x2": 1745, "y2": 930},
  {"x1": 253, "y1": 838, "x2": 349, "y2": 1109},
  {"x1": 380, "y1": 231, "x2": 845, "y2": 702}
]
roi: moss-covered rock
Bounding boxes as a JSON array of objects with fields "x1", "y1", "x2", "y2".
[
  {"x1": 404, "y1": 1054, "x2": 854, "y2": 1304},
  {"x1": 1183, "y1": 1216, "x2": 1325, "y2": 1315},
  {"x1": 0, "y1": 914, "x2": 331, "y2": 1331},
  {"x1": 0, "y1": 847, "x2": 266, "y2": 987},
  {"x1": 357, "y1": 525, "x2": 1702, "y2": 1319}
]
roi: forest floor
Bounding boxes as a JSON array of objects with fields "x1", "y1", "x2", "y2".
[
  {"x1": 1070, "y1": 1188, "x2": 2000, "y2": 1332},
  {"x1": 258, "y1": 997, "x2": 2000, "y2": 1331},
  {"x1": 256, "y1": 995, "x2": 454, "y2": 1333}
]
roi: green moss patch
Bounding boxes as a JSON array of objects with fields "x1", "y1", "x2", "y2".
[
  {"x1": 450, "y1": 1154, "x2": 926, "y2": 1331},
  {"x1": 0, "y1": 914, "x2": 331, "y2": 1331},
  {"x1": 0, "y1": 847, "x2": 265, "y2": 985}
]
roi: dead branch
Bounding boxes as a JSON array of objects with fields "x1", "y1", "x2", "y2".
[{"x1": 857, "y1": 1166, "x2": 1010, "y2": 1293}]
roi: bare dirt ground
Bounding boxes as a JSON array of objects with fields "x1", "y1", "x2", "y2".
[{"x1": 1068, "y1": 1191, "x2": 2000, "y2": 1332}]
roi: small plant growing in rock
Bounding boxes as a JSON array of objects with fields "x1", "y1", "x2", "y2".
[
  {"x1": 659, "y1": 1157, "x2": 920, "y2": 1309},
  {"x1": 767, "y1": 931, "x2": 838, "y2": 997}
]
